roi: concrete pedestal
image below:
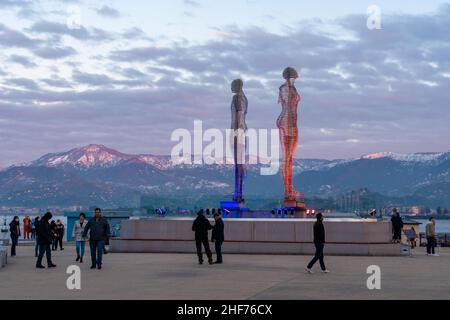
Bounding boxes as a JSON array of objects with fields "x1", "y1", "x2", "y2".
[{"x1": 111, "y1": 217, "x2": 402, "y2": 256}]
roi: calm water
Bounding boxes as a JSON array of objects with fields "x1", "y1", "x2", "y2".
[{"x1": 414, "y1": 219, "x2": 450, "y2": 233}]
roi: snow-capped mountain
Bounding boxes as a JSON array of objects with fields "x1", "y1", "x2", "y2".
[
  {"x1": 29, "y1": 144, "x2": 172, "y2": 169},
  {"x1": 1, "y1": 144, "x2": 449, "y2": 208},
  {"x1": 361, "y1": 151, "x2": 444, "y2": 163}
]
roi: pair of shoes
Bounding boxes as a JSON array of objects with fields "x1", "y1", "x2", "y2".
[
  {"x1": 48, "y1": 264, "x2": 56, "y2": 268},
  {"x1": 305, "y1": 267, "x2": 313, "y2": 274},
  {"x1": 80, "y1": 257, "x2": 83, "y2": 263},
  {"x1": 198, "y1": 260, "x2": 203, "y2": 265},
  {"x1": 36, "y1": 265, "x2": 45, "y2": 269},
  {"x1": 321, "y1": 269, "x2": 330, "y2": 273},
  {"x1": 97, "y1": 265, "x2": 102, "y2": 270},
  {"x1": 60, "y1": 248, "x2": 64, "y2": 251},
  {"x1": 208, "y1": 260, "x2": 214, "y2": 265},
  {"x1": 76, "y1": 256, "x2": 80, "y2": 262},
  {"x1": 90, "y1": 265, "x2": 96, "y2": 269}
]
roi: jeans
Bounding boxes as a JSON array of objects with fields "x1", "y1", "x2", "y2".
[
  {"x1": 214, "y1": 241, "x2": 223, "y2": 263},
  {"x1": 196, "y1": 239, "x2": 212, "y2": 262},
  {"x1": 76, "y1": 241, "x2": 86, "y2": 258},
  {"x1": 89, "y1": 240, "x2": 105, "y2": 267},
  {"x1": 426, "y1": 237, "x2": 436, "y2": 254},
  {"x1": 36, "y1": 244, "x2": 53, "y2": 266},
  {"x1": 10, "y1": 233, "x2": 19, "y2": 256},
  {"x1": 307, "y1": 242, "x2": 326, "y2": 271}
]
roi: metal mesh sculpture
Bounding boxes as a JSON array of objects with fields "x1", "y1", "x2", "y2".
[
  {"x1": 230, "y1": 79, "x2": 248, "y2": 203},
  {"x1": 277, "y1": 67, "x2": 304, "y2": 200}
]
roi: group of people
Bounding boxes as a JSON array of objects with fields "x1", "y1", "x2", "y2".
[
  {"x1": 8, "y1": 208, "x2": 111, "y2": 270},
  {"x1": 192, "y1": 209, "x2": 224, "y2": 264},
  {"x1": 390, "y1": 207, "x2": 439, "y2": 256},
  {"x1": 21, "y1": 216, "x2": 37, "y2": 240},
  {"x1": 8, "y1": 206, "x2": 441, "y2": 273}
]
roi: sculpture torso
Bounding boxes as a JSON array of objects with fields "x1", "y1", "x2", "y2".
[
  {"x1": 277, "y1": 84, "x2": 300, "y2": 136},
  {"x1": 231, "y1": 92, "x2": 248, "y2": 131}
]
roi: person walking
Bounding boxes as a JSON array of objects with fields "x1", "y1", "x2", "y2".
[
  {"x1": 23, "y1": 216, "x2": 31, "y2": 240},
  {"x1": 9, "y1": 216, "x2": 20, "y2": 257},
  {"x1": 391, "y1": 208, "x2": 404, "y2": 243},
  {"x1": 54, "y1": 220, "x2": 65, "y2": 250},
  {"x1": 36, "y1": 212, "x2": 56, "y2": 269},
  {"x1": 192, "y1": 209, "x2": 213, "y2": 265},
  {"x1": 34, "y1": 216, "x2": 41, "y2": 257},
  {"x1": 211, "y1": 212, "x2": 225, "y2": 264},
  {"x1": 72, "y1": 213, "x2": 88, "y2": 263},
  {"x1": 426, "y1": 217, "x2": 439, "y2": 256},
  {"x1": 82, "y1": 208, "x2": 111, "y2": 270},
  {"x1": 306, "y1": 213, "x2": 329, "y2": 273}
]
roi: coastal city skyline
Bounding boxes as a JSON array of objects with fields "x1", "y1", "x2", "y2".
[{"x1": 1, "y1": 0, "x2": 450, "y2": 168}]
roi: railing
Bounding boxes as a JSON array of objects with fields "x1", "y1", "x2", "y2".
[{"x1": 419, "y1": 233, "x2": 450, "y2": 247}]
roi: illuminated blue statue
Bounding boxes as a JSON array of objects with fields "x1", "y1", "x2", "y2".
[{"x1": 230, "y1": 79, "x2": 247, "y2": 203}]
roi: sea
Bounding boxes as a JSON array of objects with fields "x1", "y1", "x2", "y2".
[{"x1": 1, "y1": 214, "x2": 450, "y2": 240}]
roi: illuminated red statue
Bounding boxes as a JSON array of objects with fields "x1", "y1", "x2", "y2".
[{"x1": 277, "y1": 67, "x2": 304, "y2": 200}]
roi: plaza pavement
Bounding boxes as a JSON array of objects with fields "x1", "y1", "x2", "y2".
[{"x1": 1, "y1": 244, "x2": 449, "y2": 300}]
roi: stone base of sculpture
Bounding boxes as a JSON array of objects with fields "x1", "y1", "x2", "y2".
[
  {"x1": 283, "y1": 199, "x2": 307, "y2": 218},
  {"x1": 111, "y1": 218, "x2": 403, "y2": 256}
]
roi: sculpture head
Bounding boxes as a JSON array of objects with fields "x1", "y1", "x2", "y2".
[
  {"x1": 282, "y1": 67, "x2": 299, "y2": 85},
  {"x1": 231, "y1": 79, "x2": 243, "y2": 93}
]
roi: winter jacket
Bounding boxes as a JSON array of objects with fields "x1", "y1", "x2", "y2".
[
  {"x1": 313, "y1": 221, "x2": 325, "y2": 244},
  {"x1": 9, "y1": 220, "x2": 20, "y2": 237},
  {"x1": 192, "y1": 215, "x2": 212, "y2": 241},
  {"x1": 72, "y1": 220, "x2": 88, "y2": 241},
  {"x1": 426, "y1": 222, "x2": 436, "y2": 238},
  {"x1": 211, "y1": 218, "x2": 225, "y2": 243},
  {"x1": 55, "y1": 224, "x2": 65, "y2": 239},
  {"x1": 37, "y1": 215, "x2": 53, "y2": 245},
  {"x1": 391, "y1": 215, "x2": 404, "y2": 231},
  {"x1": 82, "y1": 217, "x2": 111, "y2": 241}
]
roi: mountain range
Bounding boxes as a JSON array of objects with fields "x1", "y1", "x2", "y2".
[{"x1": 0, "y1": 144, "x2": 449, "y2": 209}]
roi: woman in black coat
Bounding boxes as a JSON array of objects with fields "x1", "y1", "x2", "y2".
[
  {"x1": 9, "y1": 216, "x2": 20, "y2": 257},
  {"x1": 391, "y1": 209, "x2": 404, "y2": 243}
]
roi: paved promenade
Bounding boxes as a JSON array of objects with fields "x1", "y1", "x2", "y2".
[{"x1": 1, "y1": 245, "x2": 449, "y2": 300}]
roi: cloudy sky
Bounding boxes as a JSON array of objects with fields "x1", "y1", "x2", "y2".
[{"x1": 0, "y1": 0, "x2": 449, "y2": 167}]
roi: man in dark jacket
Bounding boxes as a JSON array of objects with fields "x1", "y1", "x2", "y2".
[
  {"x1": 306, "y1": 213, "x2": 329, "y2": 273},
  {"x1": 192, "y1": 210, "x2": 213, "y2": 265},
  {"x1": 211, "y1": 212, "x2": 225, "y2": 264},
  {"x1": 82, "y1": 208, "x2": 111, "y2": 270},
  {"x1": 36, "y1": 212, "x2": 56, "y2": 269}
]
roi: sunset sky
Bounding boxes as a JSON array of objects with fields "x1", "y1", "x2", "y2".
[{"x1": 1, "y1": 0, "x2": 449, "y2": 167}]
